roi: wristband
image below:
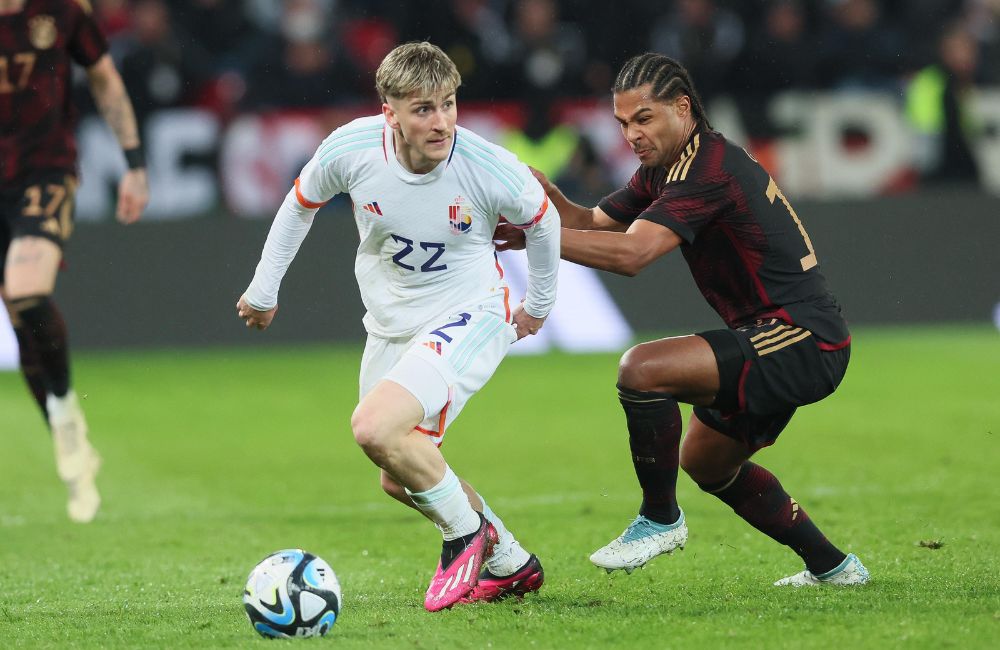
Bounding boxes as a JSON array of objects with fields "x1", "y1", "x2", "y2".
[{"x1": 124, "y1": 146, "x2": 146, "y2": 170}]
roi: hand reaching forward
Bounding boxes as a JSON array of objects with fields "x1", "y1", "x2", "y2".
[{"x1": 493, "y1": 218, "x2": 526, "y2": 252}]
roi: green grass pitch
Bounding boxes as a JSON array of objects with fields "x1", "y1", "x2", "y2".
[{"x1": 1, "y1": 325, "x2": 998, "y2": 648}]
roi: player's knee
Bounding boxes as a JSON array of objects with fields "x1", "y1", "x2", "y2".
[
  {"x1": 680, "y1": 440, "x2": 738, "y2": 486},
  {"x1": 350, "y1": 406, "x2": 389, "y2": 457},
  {"x1": 618, "y1": 344, "x2": 658, "y2": 391}
]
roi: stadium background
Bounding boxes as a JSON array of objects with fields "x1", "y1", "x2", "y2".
[
  {"x1": 2, "y1": 0, "x2": 999, "y2": 356},
  {"x1": 3, "y1": 3, "x2": 1000, "y2": 647}
]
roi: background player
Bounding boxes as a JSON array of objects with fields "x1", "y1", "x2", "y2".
[
  {"x1": 237, "y1": 42, "x2": 559, "y2": 610},
  {"x1": 1, "y1": 0, "x2": 149, "y2": 522},
  {"x1": 497, "y1": 53, "x2": 869, "y2": 587}
]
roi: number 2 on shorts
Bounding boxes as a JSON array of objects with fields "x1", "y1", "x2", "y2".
[{"x1": 429, "y1": 313, "x2": 472, "y2": 343}]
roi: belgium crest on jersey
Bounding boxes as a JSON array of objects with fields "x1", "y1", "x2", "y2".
[
  {"x1": 448, "y1": 195, "x2": 472, "y2": 235},
  {"x1": 29, "y1": 15, "x2": 58, "y2": 50}
]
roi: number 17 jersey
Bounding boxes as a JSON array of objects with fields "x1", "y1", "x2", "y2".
[
  {"x1": 599, "y1": 126, "x2": 850, "y2": 347},
  {"x1": 295, "y1": 115, "x2": 548, "y2": 339}
]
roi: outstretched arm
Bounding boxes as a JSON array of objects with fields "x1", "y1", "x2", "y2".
[
  {"x1": 561, "y1": 219, "x2": 682, "y2": 276},
  {"x1": 495, "y1": 168, "x2": 624, "y2": 252},
  {"x1": 86, "y1": 54, "x2": 148, "y2": 224},
  {"x1": 530, "y1": 167, "x2": 626, "y2": 231}
]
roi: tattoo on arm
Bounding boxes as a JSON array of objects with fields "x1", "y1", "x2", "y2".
[{"x1": 90, "y1": 64, "x2": 140, "y2": 149}]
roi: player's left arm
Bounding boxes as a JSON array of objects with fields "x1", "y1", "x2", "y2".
[
  {"x1": 86, "y1": 54, "x2": 148, "y2": 224},
  {"x1": 561, "y1": 220, "x2": 682, "y2": 277},
  {"x1": 504, "y1": 188, "x2": 561, "y2": 339}
]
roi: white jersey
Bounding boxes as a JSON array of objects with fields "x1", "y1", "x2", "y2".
[{"x1": 244, "y1": 114, "x2": 559, "y2": 339}]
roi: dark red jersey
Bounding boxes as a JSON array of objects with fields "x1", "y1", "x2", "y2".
[
  {"x1": 0, "y1": 0, "x2": 107, "y2": 184},
  {"x1": 599, "y1": 126, "x2": 850, "y2": 347}
]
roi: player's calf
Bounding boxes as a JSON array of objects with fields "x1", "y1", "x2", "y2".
[{"x1": 9, "y1": 295, "x2": 71, "y2": 397}]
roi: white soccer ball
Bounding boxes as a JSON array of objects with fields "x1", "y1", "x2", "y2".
[{"x1": 243, "y1": 549, "x2": 342, "y2": 638}]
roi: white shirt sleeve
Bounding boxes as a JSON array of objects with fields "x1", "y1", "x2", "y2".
[
  {"x1": 502, "y1": 177, "x2": 561, "y2": 319},
  {"x1": 242, "y1": 190, "x2": 316, "y2": 311},
  {"x1": 242, "y1": 147, "x2": 346, "y2": 310}
]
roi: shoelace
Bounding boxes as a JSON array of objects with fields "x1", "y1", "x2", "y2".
[{"x1": 621, "y1": 517, "x2": 659, "y2": 543}]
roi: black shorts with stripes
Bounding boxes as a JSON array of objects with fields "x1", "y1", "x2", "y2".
[{"x1": 693, "y1": 319, "x2": 851, "y2": 451}]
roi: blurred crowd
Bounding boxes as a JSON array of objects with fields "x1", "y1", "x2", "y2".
[{"x1": 83, "y1": 0, "x2": 999, "y2": 192}]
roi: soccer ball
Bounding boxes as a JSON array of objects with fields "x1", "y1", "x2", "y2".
[{"x1": 243, "y1": 549, "x2": 342, "y2": 638}]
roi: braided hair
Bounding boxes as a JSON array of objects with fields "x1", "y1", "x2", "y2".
[{"x1": 613, "y1": 53, "x2": 710, "y2": 129}]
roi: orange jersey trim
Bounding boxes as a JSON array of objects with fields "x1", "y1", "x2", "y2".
[
  {"x1": 508, "y1": 194, "x2": 549, "y2": 230},
  {"x1": 413, "y1": 387, "x2": 453, "y2": 447},
  {"x1": 294, "y1": 177, "x2": 328, "y2": 209},
  {"x1": 493, "y1": 253, "x2": 511, "y2": 322}
]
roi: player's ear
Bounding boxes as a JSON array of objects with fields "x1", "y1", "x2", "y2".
[
  {"x1": 382, "y1": 102, "x2": 398, "y2": 129},
  {"x1": 675, "y1": 95, "x2": 691, "y2": 118}
]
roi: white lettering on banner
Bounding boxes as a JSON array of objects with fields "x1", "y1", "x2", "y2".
[
  {"x1": 70, "y1": 91, "x2": 1000, "y2": 222},
  {"x1": 76, "y1": 110, "x2": 220, "y2": 221},
  {"x1": 145, "y1": 111, "x2": 220, "y2": 218},
  {"x1": 498, "y1": 251, "x2": 633, "y2": 355},
  {"x1": 76, "y1": 116, "x2": 127, "y2": 222},
  {"x1": 771, "y1": 92, "x2": 910, "y2": 198},
  {"x1": 222, "y1": 115, "x2": 327, "y2": 218}
]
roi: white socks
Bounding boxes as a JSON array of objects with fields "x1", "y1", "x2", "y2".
[
  {"x1": 406, "y1": 467, "x2": 532, "y2": 576},
  {"x1": 406, "y1": 466, "x2": 481, "y2": 540},
  {"x1": 46, "y1": 389, "x2": 79, "y2": 425},
  {"x1": 479, "y1": 494, "x2": 530, "y2": 576}
]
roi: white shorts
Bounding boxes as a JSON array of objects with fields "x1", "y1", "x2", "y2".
[{"x1": 359, "y1": 304, "x2": 518, "y2": 446}]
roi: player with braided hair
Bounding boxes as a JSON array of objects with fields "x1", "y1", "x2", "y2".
[{"x1": 496, "y1": 52, "x2": 869, "y2": 587}]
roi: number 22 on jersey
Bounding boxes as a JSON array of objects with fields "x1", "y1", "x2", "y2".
[{"x1": 390, "y1": 234, "x2": 448, "y2": 272}]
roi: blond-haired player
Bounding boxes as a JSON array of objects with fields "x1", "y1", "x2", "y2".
[{"x1": 237, "y1": 42, "x2": 559, "y2": 611}]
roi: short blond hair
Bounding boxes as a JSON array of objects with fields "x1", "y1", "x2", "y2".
[{"x1": 375, "y1": 41, "x2": 462, "y2": 101}]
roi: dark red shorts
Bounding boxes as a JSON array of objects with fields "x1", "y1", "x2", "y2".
[{"x1": 694, "y1": 319, "x2": 850, "y2": 451}]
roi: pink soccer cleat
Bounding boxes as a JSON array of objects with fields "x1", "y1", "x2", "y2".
[
  {"x1": 424, "y1": 517, "x2": 498, "y2": 612},
  {"x1": 461, "y1": 554, "x2": 544, "y2": 603}
]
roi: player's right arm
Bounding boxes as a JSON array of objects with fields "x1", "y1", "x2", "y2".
[
  {"x1": 238, "y1": 140, "x2": 346, "y2": 330},
  {"x1": 530, "y1": 167, "x2": 625, "y2": 231},
  {"x1": 87, "y1": 55, "x2": 147, "y2": 224},
  {"x1": 494, "y1": 168, "x2": 625, "y2": 251}
]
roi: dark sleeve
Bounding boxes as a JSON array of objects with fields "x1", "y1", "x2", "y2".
[
  {"x1": 597, "y1": 167, "x2": 653, "y2": 225},
  {"x1": 67, "y1": 0, "x2": 109, "y2": 67},
  {"x1": 637, "y1": 177, "x2": 734, "y2": 243}
]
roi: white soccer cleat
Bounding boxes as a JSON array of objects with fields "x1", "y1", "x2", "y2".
[
  {"x1": 774, "y1": 553, "x2": 870, "y2": 587},
  {"x1": 48, "y1": 391, "x2": 102, "y2": 523},
  {"x1": 590, "y1": 510, "x2": 687, "y2": 572}
]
